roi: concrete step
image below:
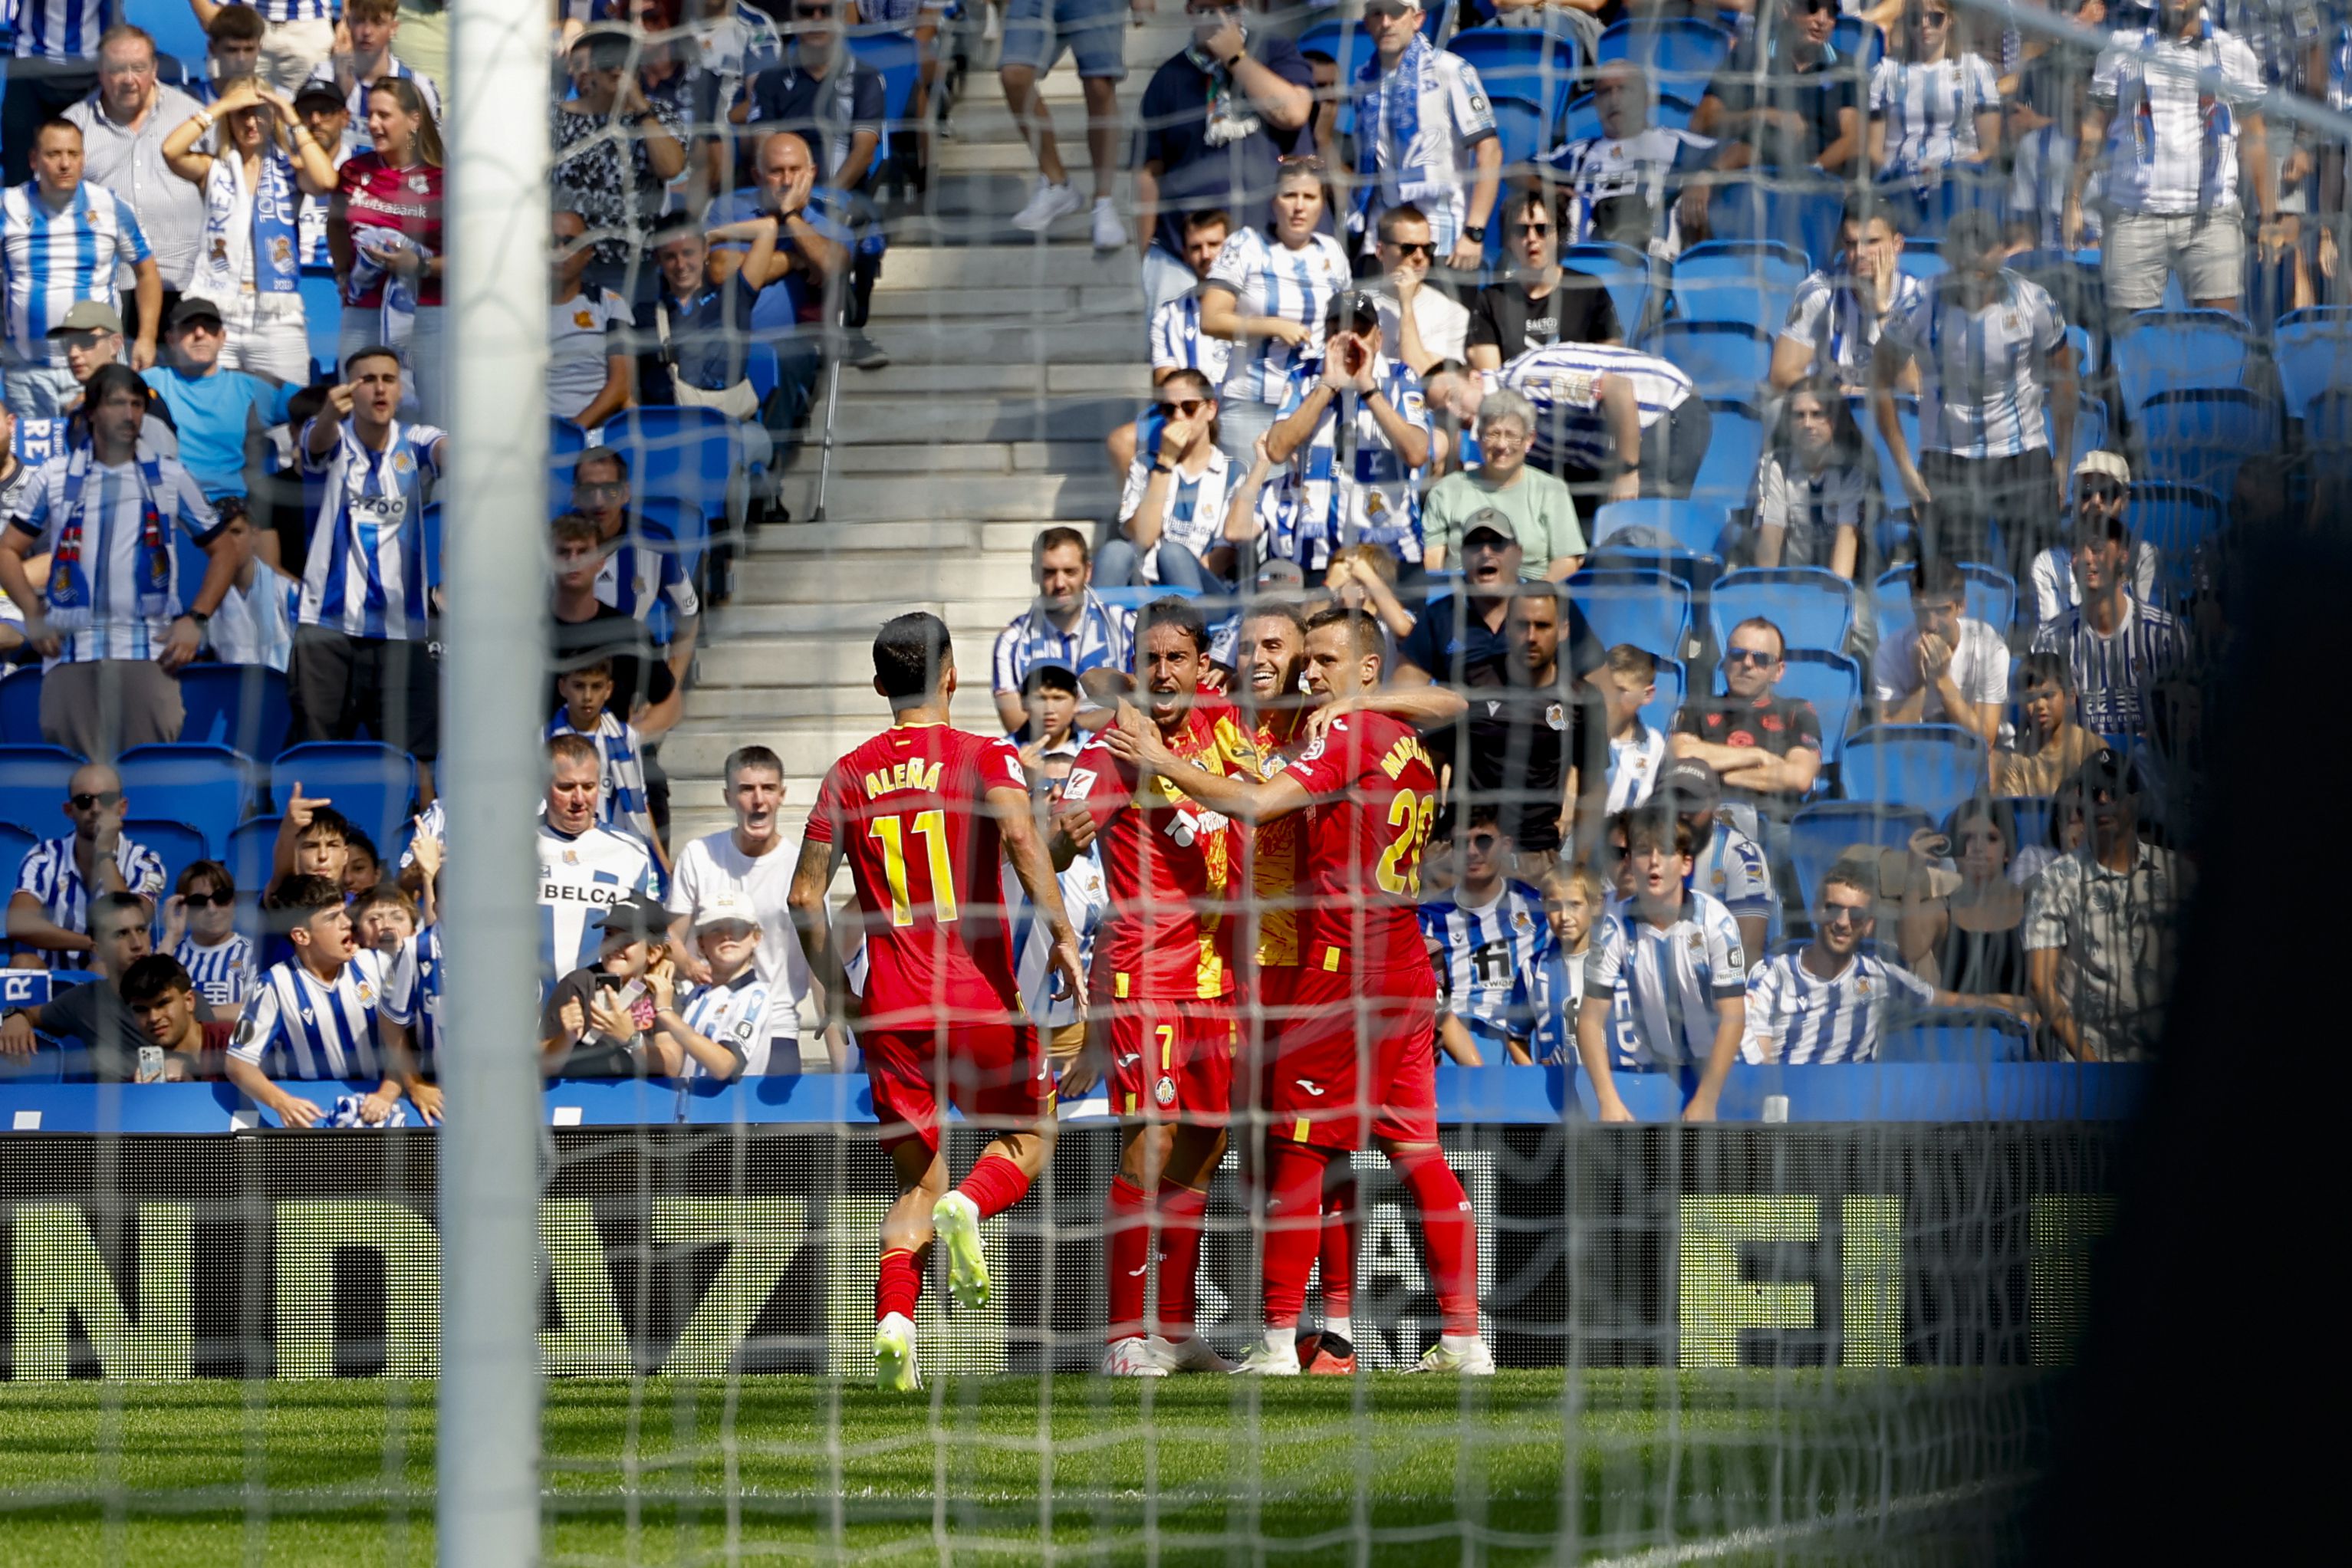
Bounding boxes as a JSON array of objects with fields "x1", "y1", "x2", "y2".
[
  {"x1": 817, "y1": 472, "x2": 1116, "y2": 522},
  {"x1": 735, "y1": 551, "x2": 1037, "y2": 603},
  {"x1": 865, "y1": 282, "x2": 1144, "y2": 322},
  {"x1": 828, "y1": 439, "x2": 1106, "y2": 476},
  {"x1": 873, "y1": 242, "x2": 1149, "y2": 291},
  {"x1": 712, "y1": 597, "x2": 1029, "y2": 637},
  {"x1": 746, "y1": 518, "x2": 1054, "y2": 555},
  {"x1": 828, "y1": 360, "x2": 1143, "y2": 399},
  {"x1": 820, "y1": 393, "x2": 1131, "y2": 446},
  {"x1": 663, "y1": 722, "x2": 922, "y2": 781}
]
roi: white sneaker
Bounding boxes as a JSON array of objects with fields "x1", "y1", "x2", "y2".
[
  {"x1": 1101, "y1": 1335, "x2": 1169, "y2": 1377},
  {"x1": 1229, "y1": 1341, "x2": 1303, "y2": 1376},
  {"x1": 983, "y1": 0, "x2": 1001, "y2": 41},
  {"x1": 932, "y1": 1190, "x2": 991, "y2": 1311},
  {"x1": 1012, "y1": 179, "x2": 1084, "y2": 233},
  {"x1": 1405, "y1": 1335, "x2": 1496, "y2": 1376},
  {"x1": 1152, "y1": 1334, "x2": 1235, "y2": 1374},
  {"x1": 1090, "y1": 197, "x2": 1125, "y2": 251},
  {"x1": 875, "y1": 1312, "x2": 923, "y2": 1392}
]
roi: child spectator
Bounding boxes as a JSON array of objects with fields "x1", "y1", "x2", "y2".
[
  {"x1": 672, "y1": 891, "x2": 764, "y2": 1079},
  {"x1": 161, "y1": 860, "x2": 257, "y2": 1009},
  {"x1": 1517, "y1": 861, "x2": 1604, "y2": 1065},
  {"x1": 548, "y1": 657, "x2": 664, "y2": 866},
  {"x1": 1657, "y1": 757, "x2": 1775, "y2": 959},
  {"x1": 1421, "y1": 807, "x2": 1553, "y2": 1066},
  {"x1": 1991, "y1": 651, "x2": 2098, "y2": 797},
  {"x1": 340, "y1": 830, "x2": 383, "y2": 898},
  {"x1": 1574, "y1": 644, "x2": 1663, "y2": 814},
  {"x1": 266, "y1": 792, "x2": 351, "y2": 901},
  {"x1": 357, "y1": 883, "x2": 440, "y2": 1074}
]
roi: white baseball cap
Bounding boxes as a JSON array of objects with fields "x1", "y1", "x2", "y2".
[{"x1": 693, "y1": 890, "x2": 759, "y2": 931}]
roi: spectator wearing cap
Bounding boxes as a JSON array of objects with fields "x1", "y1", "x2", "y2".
[
  {"x1": 992, "y1": 526, "x2": 1135, "y2": 735},
  {"x1": 1198, "y1": 157, "x2": 1352, "y2": 467},
  {"x1": 2, "y1": 116, "x2": 165, "y2": 416},
  {"x1": 1769, "y1": 202, "x2": 1920, "y2": 397},
  {"x1": 669, "y1": 889, "x2": 766, "y2": 1079},
  {"x1": 1668, "y1": 616, "x2": 1824, "y2": 828},
  {"x1": 289, "y1": 81, "x2": 351, "y2": 266},
  {"x1": 2031, "y1": 452, "x2": 2159, "y2": 626},
  {"x1": 1396, "y1": 521, "x2": 1522, "y2": 690},
  {"x1": 1099, "y1": 367, "x2": 1239, "y2": 592},
  {"x1": 541, "y1": 892, "x2": 732, "y2": 1078},
  {"x1": 158, "y1": 76, "x2": 338, "y2": 386},
  {"x1": 15, "y1": 299, "x2": 182, "y2": 463},
  {"x1": 547, "y1": 202, "x2": 636, "y2": 432},
  {"x1": 140, "y1": 297, "x2": 279, "y2": 505},
  {"x1": 1872, "y1": 209, "x2": 2075, "y2": 577},
  {"x1": 1370, "y1": 203, "x2": 1469, "y2": 376},
  {"x1": 2025, "y1": 749, "x2": 2192, "y2": 1060},
  {"x1": 666, "y1": 744, "x2": 821, "y2": 1073},
  {"x1": 1421, "y1": 386, "x2": 1585, "y2": 580},
  {"x1": 1350, "y1": 0, "x2": 1501, "y2": 270},
  {"x1": 1466, "y1": 187, "x2": 1623, "y2": 373},
  {"x1": 2067, "y1": 0, "x2": 2275, "y2": 324},
  {"x1": 1656, "y1": 754, "x2": 1774, "y2": 959},
  {"x1": 1423, "y1": 344, "x2": 1712, "y2": 504},
  {"x1": 1991, "y1": 649, "x2": 2097, "y2": 798},
  {"x1": 66, "y1": 25, "x2": 212, "y2": 327},
  {"x1": 1130, "y1": 0, "x2": 1314, "y2": 314},
  {"x1": 1426, "y1": 580, "x2": 1590, "y2": 858},
  {"x1": 1261, "y1": 288, "x2": 1433, "y2": 576},
  {"x1": 2028, "y1": 492, "x2": 2189, "y2": 740},
  {"x1": 1, "y1": 363, "x2": 235, "y2": 756},
  {"x1": 6, "y1": 761, "x2": 167, "y2": 965},
  {"x1": 1544, "y1": 60, "x2": 1717, "y2": 261},
  {"x1": 1873, "y1": 557, "x2": 2008, "y2": 745},
  {"x1": 304, "y1": 0, "x2": 441, "y2": 146}
]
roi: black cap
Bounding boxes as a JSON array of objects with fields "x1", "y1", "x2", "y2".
[
  {"x1": 2069, "y1": 746, "x2": 2140, "y2": 800},
  {"x1": 592, "y1": 893, "x2": 672, "y2": 945},
  {"x1": 1323, "y1": 289, "x2": 1381, "y2": 334},
  {"x1": 166, "y1": 296, "x2": 225, "y2": 331},
  {"x1": 292, "y1": 81, "x2": 347, "y2": 113},
  {"x1": 1659, "y1": 755, "x2": 1720, "y2": 811}
]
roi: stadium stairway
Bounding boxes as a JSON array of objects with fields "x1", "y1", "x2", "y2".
[{"x1": 666, "y1": 16, "x2": 1195, "y2": 846}]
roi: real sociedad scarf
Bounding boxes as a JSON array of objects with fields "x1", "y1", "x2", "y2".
[
  {"x1": 208, "y1": 147, "x2": 303, "y2": 295},
  {"x1": 47, "y1": 442, "x2": 173, "y2": 631},
  {"x1": 1352, "y1": 32, "x2": 1437, "y2": 229}
]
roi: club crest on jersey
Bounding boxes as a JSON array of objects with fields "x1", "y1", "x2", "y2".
[
  {"x1": 1546, "y1": 702, "x2": 1566, "y2": 731},
  {"x1": 1153, "y1": 1077, "x2": 1176, "y2": 1107},
  {"x1": 355, "y1": 981, "x2": 374, "y2": 1004},
  {"x1": 563, "y1": 850, "x2": 580, "y2": 865},
  {"x1": 392, "y1": 450, "x2": 415, "y2": 475},
  {"x1": 1687, "y1": 933, "x2": 1704, "y2": 953}
]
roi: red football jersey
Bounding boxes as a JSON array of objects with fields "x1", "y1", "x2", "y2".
[
  {"x1": 804, "y1": 723, "x2": 1031, "y2": 1032},
  {"x1": 1245, "y1": 708, "x2": 1308, "y2": 973},
  {"x1": 1285, "y1": 709, "x2": 1439, "y2": 976},
  {"x1": 1065, "y1": 699, "x2": 1260, "y2": 1002}
]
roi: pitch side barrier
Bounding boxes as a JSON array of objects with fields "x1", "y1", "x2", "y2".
[{"x1": 0, "y1": 1065, "x2": 2133, "y2": 1380}]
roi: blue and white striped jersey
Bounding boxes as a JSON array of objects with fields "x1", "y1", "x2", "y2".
[
  {"x1": 1492, "y1": 344, "x2": 1696, "y2": 472},
  {"x1": 546, "y1": 708, "x2": 656, "y2": 846},
  {"x1": 238, "y1": 0, "x2": 335, "y2": 24},
  {"x1": 1690, "y1": 818, "x2": 1775, "y2": 929},
  {"x1": 2028, "y1": 597, "x2": 2189, "y2": 738},
  {"x1": 13, "y1": 833, "x2": 166, "y2": 952},
  {"x1": 1203, "y1": 225, "x2": 1352, "y2": 407},
  {"x1": 1148, "y1": 287, "x2": 1232, "y2": 386},
  {"x1": 1011, "y1": 843, "x2": 1106, "y2": 1031},
  {"x1": 229, "y1": 949, "x2": 400, "y2": 1081},
  {"x1": 5, "y1": 452, "x2": 223, "y2": 664},
  {"x1": 679, "y1": 967, "x2": 772, "y2": 1076},
  {"x1": 1351, "y1": 34, "x2": 1498, "y2": 242},
  {"x1": 296, "y1": 417, "x2": 446, "y2": 640},
  {"x1": 175, "y1": 932, "x2": 258, "y2": 1009},
  {"x1": 1517, "y1": 942, "x2": 1581, "y2": 1064},
  {"x1": 1545, "y1": 126, "x2": 1715, "y2": 258},
  {"x1": 8, "y1": 0, "x2": 113, "y2": 61},
  {"x1": 538, "y1": 819, "x2": 660, "y2": 977},
  {"x1": 1880, "y1": 271, "x2": 2066, "y2": 460},
  {"x1": 1605, "y1": 722, "x2": 1665, "y2": 814},
  {"x1": 1116, "y1": 446, "x2": 1238, "y2": 583},
  {"x1": 381, "y1": 924, "x2": 442, "y2": 1069},
  {"x1": 1270, "y1": 348, "x2": 1431, "y2": 569},
  {"x1": 401, "y1": 800, "x2": 444, "y2": 869},
  {"x1": 1868, "y1": 52, "x2": 1999, "y2": 182},
  {"x1": 1422, "y1": 879, "x2": 1553, "y2": 1052},
  {"x1": 1778, "y1": 267, "x2": 1925, "y2": 387},
  {"x1": 1741, "y1": 948, "x2": 1934, "y2": 1064},
  {"x1": 1583, "y1": 890, "x2": 1748, "y2": 1070},
  {"x1": 2089, "y1": 23, "x2": 2267, "y2": 215},
  {"x1": 596, "y1": 530, "x2": 700, "y2": 626},
  {"x1": 2, "y1": 179, "x2": 153, "y2": 360},
  {"x1": 990, "y1": 590, "x2": 1133, "y2": 695},
  {"x1": 2008, "y1": 126, "x2": 2102, "y2": 249}
]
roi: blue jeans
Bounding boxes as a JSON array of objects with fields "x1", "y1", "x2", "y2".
[
  {"x1": 1094, "y1": 537, "x2": 1234, "y2": 593},
  {"x1": 1001, "y1": 0, "x2": 1129, "y2": 78}
]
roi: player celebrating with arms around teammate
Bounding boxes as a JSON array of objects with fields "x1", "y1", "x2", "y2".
[
  {"x1": 1110, "y1": 606, "x2": 1489, "y2": 1376},
  {"x1": 1054, "y1": 596, "x2": 1262, "y2": 1377},
  {"x1": 788, "y1": 613, "x2": 1084, "y2": 1394}
]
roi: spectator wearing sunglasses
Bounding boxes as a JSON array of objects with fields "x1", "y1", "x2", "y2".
[
  {"x1": 2029, "y1": 454, "x2": 2160, "y2": 628},
  {"x1": 1370, "y1": 203, "x2": 1469, "y2": 376},
  {"x1": 1867, "y1": 0, "x2": 2001, "y2": 230},
  {"x1": 1420, "y1": 804, "x2": 1553, "y2": 1067},
  {"x1": 160, "y1": 859, "x2": 257, "y2": 1008},
  {"x1": 1689, "y1": 0, "x2": 1864, "y2": 182},
  {"x1": 7, "y1": 762, "x2": 168, "y2": 966},
  {"x1": 1104, "y1": 208, "x2": 1233, "y2": 480},
  {"x1": 1465, "y1": 189, "x2": 1623, "y2": 371},
  {"x1": 1667, "y1": 616, "x2": 1824, "y2": 830},
  {"x1": 1099, "y1": 368, "x2": 1240, "y2": 591}
]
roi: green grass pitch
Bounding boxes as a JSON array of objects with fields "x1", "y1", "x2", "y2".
[{"x1": 0, "y1": 1372, "x2": 2049, "y2": 1564}]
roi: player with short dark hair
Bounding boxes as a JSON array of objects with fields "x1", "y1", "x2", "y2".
[{"x1": 788, "y1": 610, "x2": 1084, "y2": 1395}]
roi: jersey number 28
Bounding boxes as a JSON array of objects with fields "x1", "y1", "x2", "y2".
[{"x1": 1376, "y1": 789, "x2": 1436, "y2": 897}]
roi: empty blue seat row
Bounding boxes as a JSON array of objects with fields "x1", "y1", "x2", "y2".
[{"x1": 0, "y1": 741, "x2": 419, "y2": 858}]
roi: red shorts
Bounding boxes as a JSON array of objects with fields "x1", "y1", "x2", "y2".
[
  {"x1": 863, "y1": 1020, "x2": 1053, "y2": 1156},
  {"x1": 1265, "y1": 963, "x2": 1439, "y2": 1152},
  {"x1": 1096, "y1": 998, "x2": 1235, "y2": 1125}
]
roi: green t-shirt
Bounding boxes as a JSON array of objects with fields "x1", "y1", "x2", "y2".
[{"x1": 1423, "y1": 466, "x2": 1586, "y2": 579}]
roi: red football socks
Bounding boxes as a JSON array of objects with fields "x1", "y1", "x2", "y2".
[
  {"x1": 1317, "y1": 1167, "x2": 1357, "y2": 1323},
  {"x1": 1260, "y1": 1141, "x2": 1330, "y2": 1332},
  {"x1": 1154, "y1": 1184, "x2": 1209, "y2": 1339},
  {"x1": 1393, "y1": 1146, "x2": 1479, "y2": 1335},
  {"x1": 958, "y1": 1152, "x2": 1031, "y2": 1221},
  {"x1": 877, "y1": 1247, "x2": 922, "y2": 1325},
  {"x1": 1104, "y1": 1175, "x2": 1152, "y2": 1343}
]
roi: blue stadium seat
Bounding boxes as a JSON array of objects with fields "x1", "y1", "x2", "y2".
[
  {"x1": 1877, "y1": 1007, "x2": 2031, "y2": 1063},
  {"x1": 745, "y1": 341, "x2": 782, "y2": 410},
  {"x1": 1785, "y1": 801, "x2": 1933, "y2": 909},
  {"x1": 126, "y1": 819, "x2": 210, "y2": 890},
  {"x1": 115, "y1": 744, "x2": 255, "y2": 857},
  {"x1": 1841, "y1": 724, "x2": 1985, "y2": 820},
  {"x1": 2003, "y1": 795, "x2": 2055, "y2": 860},
  {"x1": 299, "y1": 269, "x2": 341, "y2": 381},
  {"x1": 226, "y1": 817, "x2": 281, "y2": 896},
  {"x1": 0, "y1": 745, "x2": 84, "y2": 840},
  {"x1": 1776, "y1": 650, "x2": 1862, "y2": 767},
  {"x1": 1828, "y1": 15, "x2": 1886, "y2": 66},
  {"x1": 2044, "y1": 394, "x2": 2110, "y2": 476},
  {"x1": 2128, "y1": 388, "x2": 2278, "y2": 499},
  {"x1": 1709, "y1": 567, "x2": 1856, "y2": 659},
  {"x1": 1640, "y1": 657, "x2": 1686, "y2": 736},
  {"x1": 1873, "y1": 562, "x2": 2019, "y2": 644},
  {"x1": 846, "y1": 31, "x2": 920, "y2": 125},
  {"x1": 551, "y1": 418, "x2": 590, "y2": 461},
  {"x1": 1567, "y1": 570, "x2": 1693, "y2": 662},
  {"x1": 1689, "y1": 399, "x2": 1765, "y2": 512},
  {"x1": 1897, "y1": 238, "x2": 1948, "y2": 281},
  {"x1": 1487, "y1": 95, "x2": 1552, "y2": 174},
  {"x1": 1591, "y1": 498, "x2": 1732, "y2": 557},
  {"x1": 268, "y1": 742, "x2": 419, "y2": 853},
  {"x1": 1563, "y1": 242, "x2": 1651, "y2": 339},
  {"x1": 0, "y1": 666, "x2": 41, "y2": 745},
  {"x1": 2123, "y1": 482, "x2": 2226, "y2": 606},
  {"x1": 1652, "y1": 321, "x2": 1772, "y2": 401},
  {"x1": 1706, "y1": 179, "x2": 1840, "y2": 271},
  {"x1": 1597, "y1": 18, "x2": 1732, "y2": 108},
  {"x1": 2110, "y1": 309, "x2": 2260, "y2": 413},
  {"x1": 1559, "y1": 91, "x2": 1600, "y2": 145},
  {"x1": 604, "y1": 406, "x2": 738, "y2": 533},
  {"x1": 1297, "y1": 18, "x2": 1379, "y2": 90},
  {"x1": 1447, "y1": 26, "x2": 1584, "y2": 114},
  {"x1": 0, "y1": 822, "x2": 35, "y2": 891},
  {"x1": 633, "y1": 495, "x2": 712, "y2": 593},
  {"x1": 2065, "y1": 322, "x2": 2098, "y2": 380},
  {"x1": 1668, "y1": 240, "x2": 1808, "y2": 327},
  {"x1": 122, "y1": 0, "x2": 212, "y2": 71},
  {"x1": 177, "y1": 665, "x2": 292, "y2": 758},
  {"x1": 2274, "y1": 305, "x2": 2352, "y2": 421}
]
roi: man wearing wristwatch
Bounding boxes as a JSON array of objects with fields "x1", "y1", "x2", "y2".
[
  {"x1": 0, "y1": 363, "x2": 236, "y2": 756},
  {"x1": 1350, "y1": 0, "x2": 1502, "y2": 272}
]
